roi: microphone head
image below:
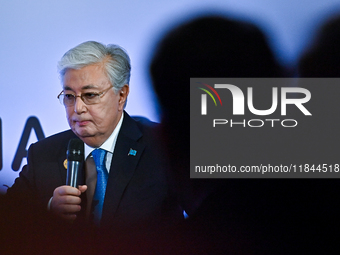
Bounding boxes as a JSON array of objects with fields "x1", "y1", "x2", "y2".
[{"x1": 67, "y1": 138, "x2": 84, "y2": 162}]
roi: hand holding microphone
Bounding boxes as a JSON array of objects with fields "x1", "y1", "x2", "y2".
[{"x1": 50, "y1": 139, "x2": 87, "y2": 221}]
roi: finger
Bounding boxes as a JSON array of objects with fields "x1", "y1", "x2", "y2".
[
  {"x1": 56, "y1": 195, "x2": 82, "y2": 205},
  {"x1": 54, "y1": 185, "x2": 81, "y2": 197},
  {"x1": 52, "y1": 204, "x2": 81, "y2": 217},
  {"x1": 50, "y1": 195, "x2": 82, "y2": 213},
  {"x1": 78, "y1": 185, "x2": 88, "y2": 193},
  {"x1": 60, "y1": 213, "x2": 78, "y2": 221},
  {"x1": 57, "y1": 204, "x2": 82, "y2": 214}
]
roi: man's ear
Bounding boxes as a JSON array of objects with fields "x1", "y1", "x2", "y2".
[{"x1": 118, "y1": 84, "x2": 129, "y2": 110}]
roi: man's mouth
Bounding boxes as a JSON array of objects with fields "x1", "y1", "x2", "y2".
[{"x1": 74, "y1": 120, "x2": 90, "y2": 126}]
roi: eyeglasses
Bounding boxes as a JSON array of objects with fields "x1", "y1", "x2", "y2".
[{"x1": 57, "y1": 85, "x2": 114, "y2": 106}]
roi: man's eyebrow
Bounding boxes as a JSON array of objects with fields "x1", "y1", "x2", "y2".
[
  {"x1": 63, "y1": 86, "x2": 73, "y2": 91},
  {"x1": 82, "y1": 85, "x2": 97, "y2": 90},
  {"x1": 63, "y1": 84, "x2": 97, "y2": 91}
]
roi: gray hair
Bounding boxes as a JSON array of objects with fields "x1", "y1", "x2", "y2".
[{"x1": 58, "y1": 41, "x2": 131, "y2": 93}]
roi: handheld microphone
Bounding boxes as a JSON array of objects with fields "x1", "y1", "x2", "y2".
[{"x1": 66, "y1": 138, "x2": 84, "y2": 187}]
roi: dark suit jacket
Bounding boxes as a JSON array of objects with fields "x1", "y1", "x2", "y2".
[{"x1": 6, "y1": 112, "x2": 182, "y2": 233}]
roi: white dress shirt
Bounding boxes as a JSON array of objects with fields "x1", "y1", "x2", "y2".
[{"x1": 84, "y1": 112, "x2": 124, "y2": 172}]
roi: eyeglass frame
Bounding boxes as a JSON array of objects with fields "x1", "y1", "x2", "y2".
[{"x1": 57, "y1": 85, "x2": 114, "y2": 106}]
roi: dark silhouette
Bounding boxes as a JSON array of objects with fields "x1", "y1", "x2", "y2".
[
  {"x1": 150, "y1": 15, "x2": 285, "y2": 211},
  {"x1": 299, "y1": 14, "x2": 340, "y2": 77},
  {"x1": 150, "y1": 15, "x2": 289, "y2": 254},
  {"x1": 150, "y1": 15, "x2": 338, "y2": 254}
]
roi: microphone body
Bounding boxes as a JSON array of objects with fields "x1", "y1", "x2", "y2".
[{"x1": 66, "y1": 138, "x2": 84, "y2": 187}]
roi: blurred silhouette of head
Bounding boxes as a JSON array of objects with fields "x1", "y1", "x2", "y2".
[
  {"x1": 149, "y1": 15, "x2": 284, "y2": 212},
  {"x1": 150, "y1": 15, "x2": 283, "y2": 124},
  {"x1": 299, "y1": 14, "x2": 340, "y2": 77}
]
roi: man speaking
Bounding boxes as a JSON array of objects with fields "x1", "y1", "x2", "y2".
[{"x1": 5, "y1": 41, "x2": 181, "y2": 238}]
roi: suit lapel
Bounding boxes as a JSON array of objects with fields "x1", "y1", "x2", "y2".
[
  {"x1": 102, "y1": 112, "x2": 145, "y2": 222},
  {"x1": 59, "y1": 155, "x2": 67, "y2": 184}
]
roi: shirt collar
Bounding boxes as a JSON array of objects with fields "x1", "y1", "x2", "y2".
[{"x1": 84, "y1": 112, "x2": 124, "y2": 159}]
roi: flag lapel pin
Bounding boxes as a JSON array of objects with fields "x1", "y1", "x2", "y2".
[{"x1": 128, "y1": 148, "x2": 137, "y2": 156}]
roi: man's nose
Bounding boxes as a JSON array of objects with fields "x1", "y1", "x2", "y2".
[{"x1": 74, "y1": 96, "x2": 87, "y2": 114}]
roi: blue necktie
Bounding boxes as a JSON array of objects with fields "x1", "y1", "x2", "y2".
[{"x1": 92, "y1": 148, "x2": 108, "y2": 226}]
